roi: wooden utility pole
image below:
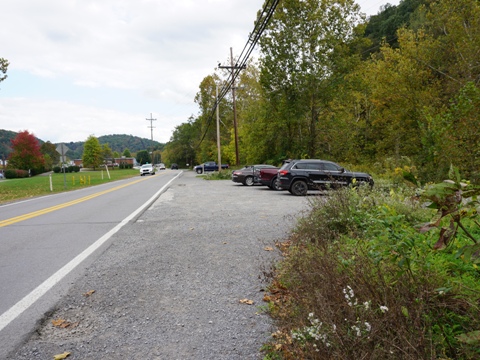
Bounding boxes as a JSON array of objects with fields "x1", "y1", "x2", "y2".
[
  {"x1": 218, "y1": 47, "x2": 245, "y2": 166},
  {"x1": 216, "y1": 84, "x2": 222, "y2": 172}
]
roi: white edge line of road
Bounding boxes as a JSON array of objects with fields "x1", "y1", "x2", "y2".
[{"x1": 0, "y1": 171, "x2": 183, "y2": 333}]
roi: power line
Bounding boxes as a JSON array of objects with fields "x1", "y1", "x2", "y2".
[{"x1": 196, "y1": 0, "x2": 281, "y2": 150}]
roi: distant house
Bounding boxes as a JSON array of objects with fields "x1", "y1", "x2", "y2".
[
  {"x1": 72, "y1": 157, "x2": 136, "y2": 168},
  {"x1": 115, "y1": 157, "x2": 137, "y2": 167}
]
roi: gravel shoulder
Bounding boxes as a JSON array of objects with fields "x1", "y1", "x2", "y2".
[{"x1": 8, "y1": 171, "x2": 309, "y2": 359}]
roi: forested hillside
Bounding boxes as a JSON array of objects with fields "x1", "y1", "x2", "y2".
[
  {"x1": 163, "y1": 0, "x2": 480, "y2": 184},
  {"x1": 64, "y1": 134, "x2": 163, "y2": 159},
  {"x1": 0, "y1": 130, "x2": 163, "y2": 160}
]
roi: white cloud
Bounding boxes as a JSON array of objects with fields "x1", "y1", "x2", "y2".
[{"x1": 0, "y1": 0, "x2": 399, "y2": 144}]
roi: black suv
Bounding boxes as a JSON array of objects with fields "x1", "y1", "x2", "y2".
[{"x1": 277, "y1": 159, "x2": 374, "y2": 196}]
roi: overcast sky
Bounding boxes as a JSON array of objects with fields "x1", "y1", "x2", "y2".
[{"x1": 0, "y1": 0, "x2": 399, "y2": 144}]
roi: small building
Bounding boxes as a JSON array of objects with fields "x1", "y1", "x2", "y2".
[{"x1": 72, "y1": 157, "x2": 137, "y2": 168}]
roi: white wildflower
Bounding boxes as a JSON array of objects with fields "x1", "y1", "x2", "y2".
[
  {"x1": 364, "y1": 322, "x2": 371, "y2": 332},
  {"x1": 351, "y1": 325, "x2": 361, "y2": 337}
]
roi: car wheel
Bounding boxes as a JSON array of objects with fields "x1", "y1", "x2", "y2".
[
  {"x1": 244, "y1": 176, "x2": 254, "y2": 186},
  {"x1": 196, "y1": 168, "x2": 203, "y2": 174},
  {"x1": 291, "y1": 180, "x2": 308, "y2": 196},
  {"x1": 271, "y1": 177, "x2": 281, "y2": 191}
]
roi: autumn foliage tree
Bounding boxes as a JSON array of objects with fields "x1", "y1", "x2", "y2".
[{"x1": 7, "y1": 130, "x2": 45, "y2": 175}]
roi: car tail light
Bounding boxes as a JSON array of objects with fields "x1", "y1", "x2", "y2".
[{"x1": 279, "y1": 170, "x2": 289, "y2": 176}]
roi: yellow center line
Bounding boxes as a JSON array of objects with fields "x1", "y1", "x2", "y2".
[{"x1": 0, "y1": 177, "x2": 149, "y2": 228}]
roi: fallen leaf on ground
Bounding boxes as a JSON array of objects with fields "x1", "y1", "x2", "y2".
[
  {"x1": 51, "y1": 319, "x2": 67, "y2": 327},
  {"x1": 51, "y1": 319, "x2": 77, "y2": 328},
  {"x1": 83, "y1": 290, "x2": 95, "y2": 297},
  {"x1": 239, "y1": 299, "x2": 254, "y2": 305},
  {"x1": 53, "y1": 351, "x2": 71, "y2": 359},
  {"x1": 264, "y1": 246, "x2": 274, "y2": 251}
]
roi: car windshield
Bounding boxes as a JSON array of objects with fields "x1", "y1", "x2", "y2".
[{"x1": 142, "y1": 164, "x2": 151, "y2": 168}]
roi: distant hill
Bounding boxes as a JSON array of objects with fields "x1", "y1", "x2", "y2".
[
  {"x1": 0, "y1": 130, "x2": 164, "y2": 160},
  {"x1": 0, "y1": 129, "x2": 18, "y2": 159}
]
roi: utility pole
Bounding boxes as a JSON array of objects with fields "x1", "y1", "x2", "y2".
[
  {"x1": 216, "y1": 84, "x2": 222, "y2": 173},
  {"x1": 218, "y1": 47, "x2": 245, "y2": 166},
  {"x1": 146, "y1": 113, "x2": 156, "y2": 163}
]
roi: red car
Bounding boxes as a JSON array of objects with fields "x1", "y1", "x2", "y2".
[
  {"x1": 255, "y1": 167, "x2": 281, "y2": 190},
  {"x1": 232, "y1": 165, "x2": 276, "y2": 186}
]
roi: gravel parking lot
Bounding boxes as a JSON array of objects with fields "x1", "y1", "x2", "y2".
[{"x1": 8, "y1": 170, "x2": 310, "y2": 359}]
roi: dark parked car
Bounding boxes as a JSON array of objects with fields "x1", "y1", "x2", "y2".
[
  {"x1": 232, "y1": 165, "x2": 277, "y2": 186},
  {"x1": 171, "y1": 163, "x2": 178, "y2": 170},
  {"x1": 277, "y1": 159, "x2": 374, "y2": 196}
]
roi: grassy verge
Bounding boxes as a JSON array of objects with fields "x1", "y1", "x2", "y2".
[
  {"x1": 0, "y1": 169, "x2": 139, "y2": 205},
  {"x1": 262, "y1": 179, "x2": 480, "y2": 359}
]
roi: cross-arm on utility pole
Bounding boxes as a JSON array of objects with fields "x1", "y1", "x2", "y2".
[
  {"x1": 146, "y1": 113, "x2": 157, "y2": 163},
  {"x1": 218, "y1": 47, "x2": 246, "y2": 166}
]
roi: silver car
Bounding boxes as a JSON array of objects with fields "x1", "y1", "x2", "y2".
[{"x1": 140, "y1": 164, "x2": 155, "y2": 176}]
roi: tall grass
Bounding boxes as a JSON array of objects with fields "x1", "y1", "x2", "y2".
[
  {"x1": 263, "y1": 184, "x2": 480, "y2": 359},
  {"x1": 0, "y1": 169, "x2": 139, "y2": 204}
]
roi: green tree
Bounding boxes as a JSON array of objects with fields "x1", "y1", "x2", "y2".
[
  {"x1": 259, "y1": 0, "x2": 364, "y2": 158},
  {"x1": 234, "y1": 61, "x2": 278, "y2": 164},
  {"x1": 101, "y1": 143, "x2": 113, "y2": 164},
  {"x1": 364, "y1": 0, "x2": 429, "y2": 51},
  {"x1": 7, "y1": 130, "x2": 45, "y2": 174},
  {"x1": 162, "y1": 118, "x2": 199, "y2": 167},
  {"x1": 193, "y1": 74, "x2": 233, "y2": 164},
  {"x1": 136, "y1": 150, "x2": 151, "y2": 165},
  {"x1": 40, "y1": 141, "x2": 60, "y2": 171},
  {"x1": 435, "y1": 82, "x2": 480, "y2": 182},
  {"x1": 122, "y1": 148, "x2": 131, "y2": 157},
  {"x1": 82, "y1": 135, "x2": 103, "y2": 169},
  {"x1": 40, "y1": 141, "x2": 60, "y2": 165}
]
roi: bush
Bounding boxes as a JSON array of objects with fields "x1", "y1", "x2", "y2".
[
  {"x1": 53, "y1": 166, "x2": 61, "y2": 173},
  {"x1": 264, "y1": 182, "x2": 480, "y2": 359},
  {"x1": 203, "y1": 171, "x2": 232, "y2": 180},
  {"x1": 119, "y1": 163, "x2": 133, "y2": 169},
  {"x1": 4, "y1": 169, "x2": 29, "y2": 179}
]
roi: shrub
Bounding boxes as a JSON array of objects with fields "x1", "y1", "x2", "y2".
[
  {"x1": 203, "y1": 171, "x2": 232, "y2": 180},
  {"x1": 4, "y1": 169, "x2": 29, "y2": 179},
  {"x1": 53, "y1": 166, "x2": 61, "y2": 173},
  {"x1": 264, "y1": 181, "x2": 480, "y2": 359}
]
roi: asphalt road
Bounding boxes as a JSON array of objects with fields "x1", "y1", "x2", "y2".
[
  {"x1": 3, "y1": 170, "x2": 310, "y2": 359},
  {"x1": 0, "y1": 170, "x2": 180, "y2": 358}
]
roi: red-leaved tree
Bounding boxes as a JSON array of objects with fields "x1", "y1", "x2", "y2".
[{"x1": 8, "y1": 130, "x2": 45, "y2": 174}]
